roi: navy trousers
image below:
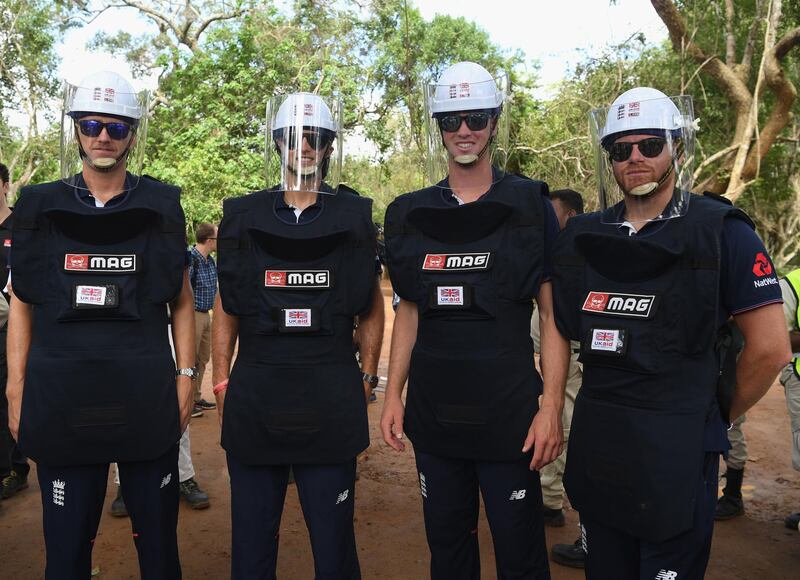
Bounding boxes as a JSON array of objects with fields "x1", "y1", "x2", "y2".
[
  {"x1": 37, "y1": 444, "x2": 181, "y2": 580},
  {"x1": 582, "y1": 452, "x2": 719, "y2": 580},
  {"x1": 415, "y1": 451, "x2": 551, "y2": 580},
  {"x1": 227, "y1": 453, "x2": 360, "y2": 580}
]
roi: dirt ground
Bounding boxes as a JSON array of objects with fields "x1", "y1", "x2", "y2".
[{"x1": 1, "y1": 283, "x2": 799, "y2": 579}]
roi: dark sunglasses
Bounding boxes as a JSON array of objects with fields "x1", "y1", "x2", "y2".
[
  {"x1": 608, "y1": 137, "x2": 666, "y2": 162},
  {"x1": 77, "y1": 119, "x2": 133, "y2": 140},
  {"x1": 282, "y1": 128, "x2": 334, "y2": 151},
  {"x1": 437, "y1": 112, "x2": 491, "y2": 133}
]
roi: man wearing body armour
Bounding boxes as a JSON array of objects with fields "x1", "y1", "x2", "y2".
[
  {"x1": 0, "y1": 162, "x2": 31, "y2": 506},
  {"x1": 6, "y1": 71, "x2": 194, "y2": 579},
  {"x1": 212, "y1": 92, "x2": 384, "y2": 579},
  {"x1": 552, "y1": 87, "x2": 791, "y2": 579},
  {"x1": 777, "y1": 269, "x2": 800, "y2": 532},
  {"x1": 381, "y1": 61, "x2": 568, "y2": 580}
]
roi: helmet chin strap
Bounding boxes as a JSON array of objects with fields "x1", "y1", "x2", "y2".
[
  {"x1": 627, "y1": 163, "x2": 674, "y2": 196},
  {"x1": 452, "y1": 135, "x2": 494, "y2": 166},
  {"x1": 288, "y1": 164, "x2": 320, "y2": 177}
]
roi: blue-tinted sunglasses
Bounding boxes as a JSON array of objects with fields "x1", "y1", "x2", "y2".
[{"x1": 77, "y1": 119, "x2": 133, "y2": 140}]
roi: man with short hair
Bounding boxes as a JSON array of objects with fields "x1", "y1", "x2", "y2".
[
  {"x1": 529, "y1": 189, "x2": 584, "y2": 535},
  {"x1": 188, "y1": 222, "x2": 218, "y2": 417},
  {"x1": 7, "y1": 71, "x2": 193, "y2": 578},
  {"x1": 549, "y1": 189, "x2": 584, "y2": 231},
  {"x1": 214, "y1": 92, "x2": 384, "y2": 579},
  {"x1": 777, "y1": 269, "x2": 800, "y2": 531},
  {"x1": 553, "y1": 87, "x2": 790, "y2": 579},
  {"x1": 382, "y1": 61, "x2": 567, "y2": 579},
  {"x1": 0, "y1": 162, "x2": 31, "y2": 504}
]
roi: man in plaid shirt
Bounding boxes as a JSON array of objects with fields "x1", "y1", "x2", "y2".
[{"x1": 189, "y1": 222, "x2": 218, "y2": 417}]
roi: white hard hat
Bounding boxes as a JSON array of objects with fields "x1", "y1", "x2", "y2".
[
  {"x1": 272, "y1": 92, "x2": 338, "y2": 133},
  {"x1": 600, "y1": 87, "x2": 685, "y2": 148},
  {"x1": 428, "y1": 61, "x2": 505, "y2": 116},
  {"x1": 67, "y1": 71, "x2": 142, "y2": 122}
]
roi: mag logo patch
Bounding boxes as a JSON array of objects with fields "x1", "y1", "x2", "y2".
[
  {"x1": 64, "y1": 254, "x2": 137, "y2": 273},
  {"x1": 581, "y1": 291, "x2": 657, "y2": 319},
  {"x1": 422, "y1": 252, "x2": 490, "y2": 271},
  {"x1": 265, "y1": 270, "x2": 330, "y2": 289}
]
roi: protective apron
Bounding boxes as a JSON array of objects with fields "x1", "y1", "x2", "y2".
[
  {"x1": 217, "y1": 185, "x2": 375, "y2": 465},
  {"x1": 12, "y1": 176, "x2": 186, "y2": 465},
  {"x1": 384, "y1": 173, "x2": 547, "y2": 460},
  {"x1": 553, "y1": 193, "x2": 752, "y2": 542}
]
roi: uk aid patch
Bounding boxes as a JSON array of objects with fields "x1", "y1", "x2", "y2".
[
  {"x1": 436, "y1": 286, "x2": 464, "y2": 306},
  {"x1": 589, "y1": 328, "x2": 627, "y2": 355},
  {"x1": 72, "y1": 284, "x2": 119, "y2": 309},
  {"x1": 284, "y1": 308, "x2": 312, "y2": 328}
]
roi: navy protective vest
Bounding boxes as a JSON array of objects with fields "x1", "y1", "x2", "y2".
[
  {"x1": 552, "y1": 193, "x2": 752, "y2": 542},
  {"x1": 12, "y1": 176, "x2": 186, "y2": 466},
  {"x1": 384, "y1": 173, "x2": 548, "y2": 460},
  {"x1": 217, "y1": 185, "x2": 375, "y2": 465}
]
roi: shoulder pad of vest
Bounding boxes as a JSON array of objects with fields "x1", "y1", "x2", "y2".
[
  {"x1": 507, "y1": 172, "x2": 534, "y2": 183},
  {"x1": 505, "y1": 172, "x2": 545, "y2": 188},
  {"x1": 20, "y1": 180, "x2": 65, "y2": 196},
  {"x1": 138, "y1": 175, "x2": 180, "y2": 195},
  {"x1": 563, "y1": 211, "x2": 599, "y2": 233},
  {"x1": 701, "y1": 191, "x2": 733, "y2": 206},
  {"x1": 386, "y1": 189, "x2": 419, "y2": 213},
  {"x1": 336, "y1": 183, "x2": 361, "y2": 196},
  {"x1": 690, "y1": 192, "x2": 754, "y2": 228},
  {"x1": 500, "y1": 173, "x2": 549, "y2": 195},
  {"x1": 223, "y1": 190, "x2": 274, "y2": 216},
  {"x1": 335, "y1": 191, "x2": 372, "y2": 211}
]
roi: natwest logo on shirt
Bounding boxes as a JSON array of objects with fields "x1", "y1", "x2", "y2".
[
  {"x1": 752, "y1": 252, "x2": 774, "y2": 277},
  {"x1": 581, "y1": 291, "x2": 657, "y2": 319},
  {"x1": 265, "y1": 270, "x2": 330, "y2": 289},
  {"x1": 64, "y1": 253, "x2": 137, "y2": 273},
  {"x1": 422, "y1": 252, "x2": 490, "y2": 271}
]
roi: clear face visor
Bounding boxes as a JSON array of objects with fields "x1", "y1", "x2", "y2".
[
  {"x1": 423, "y1": 74, "x2": 510, "y2": 189},
  {"x1": 590, "y1": 95, "x2": 697, "y2": 225},
  {"x1": 60, "y1": 81, "x2": 149, "y2": 193},
  {"x1": 265, "y1": 94, "x2": 343, "y2": 195}
]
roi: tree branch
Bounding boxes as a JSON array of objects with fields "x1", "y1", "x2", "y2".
[
  {"x1": 195, "y1": 8, "x2": 250, "y2": 40},
  {"x1": 650, "y1": 0, "x2": 751, "y2": 114},
  {"x1": 774, "y1": 26, "x2": 800, "y2": 60},
  {"x1": 741, "y1": 0, "x2": 765, "y2": 75},
  {"x1": 513, "y1": 136, "x2": 586, "y2": 155},
  {"x1": 118, "y1": 0, "x2": 182, "y2": 40},
  {"x1": 725, "y1": 0, "x2": 736, "y2": 66}
]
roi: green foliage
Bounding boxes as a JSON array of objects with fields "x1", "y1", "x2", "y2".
[
  {"x1": 4, "y1": 0, "x2": 798, "y2": 266},
  {"x1": 0, "y1": 0, "x2": 77, "y2": 194}
]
